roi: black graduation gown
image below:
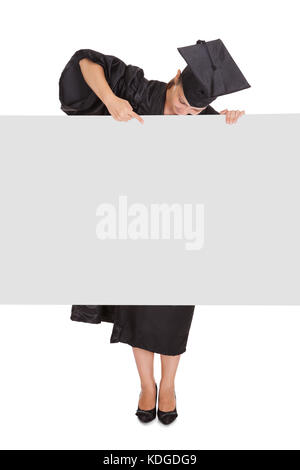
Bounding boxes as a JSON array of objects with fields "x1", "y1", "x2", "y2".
[{"x1": 59, "y1": 48, "x2": 219, "y2": 355}]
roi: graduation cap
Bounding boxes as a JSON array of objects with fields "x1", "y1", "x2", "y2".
[{"x1": 177, "y1": 39, "x2": 251, "y2": 108}]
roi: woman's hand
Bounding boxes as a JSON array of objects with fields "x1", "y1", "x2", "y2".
[
  {"x1": 219, "y1": 109, "x2": 245, "y2": 124},
  {"x1": 104, "y1": 95, "x2": 144, "y2": 124}
]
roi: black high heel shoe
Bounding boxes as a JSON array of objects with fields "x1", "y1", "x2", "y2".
[
  {"x1": 135, "y1": 383, "x2": 157, "y2": 423},
  {"x1": 157, "y1": 390, "x2": 178, "y2": 425}
]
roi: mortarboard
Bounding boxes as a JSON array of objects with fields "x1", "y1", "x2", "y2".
[{"x1": 177, "y1": 39, "x2": 251, "y2": 108}]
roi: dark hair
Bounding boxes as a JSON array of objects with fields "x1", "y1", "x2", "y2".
[{"x1": 166, "y1": 73, "x2": 182, "y2": 90}]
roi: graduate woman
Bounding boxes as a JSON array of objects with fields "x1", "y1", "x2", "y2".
[{"x1": 59, "y1": 39, "x2": 250, "y2": 425}]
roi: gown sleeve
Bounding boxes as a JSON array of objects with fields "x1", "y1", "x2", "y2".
[{"x1": 59, "y1": 48, "x2": 145, "y2": 115}]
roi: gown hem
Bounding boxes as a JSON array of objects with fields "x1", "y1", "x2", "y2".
[{"x1": 110, "y1": 337, "x2": 187, "y2": 356}]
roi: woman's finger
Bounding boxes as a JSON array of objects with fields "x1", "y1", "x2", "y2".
[
  {"x1": 235, "y1": 110, "x2": 244, "y2": 122},
  {"x1": 233, "y1": 110, "x2": 244, "y2": 123},
  {"x1": 130, "y1": 110, "x2": 144, "y2": 124},
  {"x1": 225, "y1": 110, "x2": 233, "y2": 124},
  {"x1": 229, "y1": 110, "x2": 238, "y2": 124},
  {"x1": 231, "y1": 110, "x2": 238, "y2": 123}
]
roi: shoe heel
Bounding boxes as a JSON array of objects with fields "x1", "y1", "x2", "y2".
[
  {"x1": 135, "y1": 383, "x2": 157, "y2": 423},
  {"x1": 157, "y1": 390, "x2": 178, "y2": 425}
]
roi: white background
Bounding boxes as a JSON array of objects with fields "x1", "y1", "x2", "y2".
[
  {"x1": 0, "y1": 0, "x2": 299, "y2": 114},
  {"x1": 0, "y1": 0, "x2": 300, "y2": 450}
]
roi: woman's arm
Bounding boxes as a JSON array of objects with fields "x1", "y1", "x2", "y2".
[
  {"x1": 79, "y1": 58, "x2": 115, "y2": 107},
  {"x1": 78, "y1": 58, "x2": 143, "y2": 124}
]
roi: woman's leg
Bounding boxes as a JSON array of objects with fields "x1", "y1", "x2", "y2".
[
  {"x1": 132, "y1": 347, "x2": 157, "y2": 409},
  {"x1": 159, "y1": 354, "x2": 181, "y2": 411}
]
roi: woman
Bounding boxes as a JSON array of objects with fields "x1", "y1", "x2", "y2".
[{"x1": 58, "y1": 39, "x2": 248, "y2": 425}]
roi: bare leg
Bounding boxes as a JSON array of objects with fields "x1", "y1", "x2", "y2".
[
  {"x1": 159, "y1": 354, "x2": 181, "y2": 411},
  {"x1": 132, "y1": 347, "x2": 156, "y2": 410}
]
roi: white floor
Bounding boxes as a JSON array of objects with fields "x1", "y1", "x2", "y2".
[{"x1": 0, "y1": 305, "x2": 300, "y2": 450}]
